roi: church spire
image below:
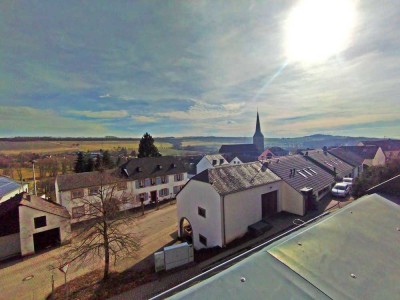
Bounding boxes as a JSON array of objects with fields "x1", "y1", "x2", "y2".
[
  {"x1": 255, "y1": 109, "x2": 261, "y2": 134},
  {"x1": 253, "y1": 110, "x2": 264, "y2": 153}
]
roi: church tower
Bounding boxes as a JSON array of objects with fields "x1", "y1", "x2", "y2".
[{"x1": 253, "y1": 111, "x2": 264, "y2": 153}]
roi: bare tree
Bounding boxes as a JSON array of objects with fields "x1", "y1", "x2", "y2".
[{"x1": 61, "y1": 172, "x2": 141, "y2": 281}]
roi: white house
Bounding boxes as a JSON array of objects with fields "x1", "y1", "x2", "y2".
[
  {"x1": 177, "y1": 162, "x2": 309, "y2": 250},
  {"x1": 196, "y1": 154, "x2": 229, "y2": 174},
  {"x1": 266, "y1": 155, "x2": 337, "y2": 211},
  {"x1": 0, "y1": 176, "x2": 29, "y2": 203},
  {"x1": 55, "y1": 156, "x2": 188, "y2": 223},
  {"x1": 229, "y1": 157, "x2": 242, "y2": 165},
  {"x1": 0, "y1": 193, "x2": 70, "y2": 260}
]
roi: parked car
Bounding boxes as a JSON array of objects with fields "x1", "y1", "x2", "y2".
[
  {"x1": 331, "y1": 182, "x2": 351, "y2": 197},
  {"x1": 342, "y1": 177, "x2": 354, "y2": 187}
]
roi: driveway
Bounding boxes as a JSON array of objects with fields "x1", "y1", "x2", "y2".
[{"x1": 0, "y1": 203, "x2": 178, "y2": 300}]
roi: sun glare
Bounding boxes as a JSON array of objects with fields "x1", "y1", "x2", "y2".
[{"x1": 285, "y1": 0, "x2": 357, "y2": 63}]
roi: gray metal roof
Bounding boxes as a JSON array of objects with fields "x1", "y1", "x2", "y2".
[
  {"x1": 169, "y1": 193, "x2": 400, "y2": 299},
  {"x1": 266, "y1": 155, "x2": 335, "y2": 194},
  {"x1": 192, "y1": 162, "x2": 281, "y2": 196},
  {"x1": 0, "y1": 176, "x2": 23, "y2": 198}
]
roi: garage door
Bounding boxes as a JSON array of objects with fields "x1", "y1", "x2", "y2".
[
  {"x1": 33, "y1": 228, "x2": 61, "y2": 253},
  {"x1": 262, "y1": 191, "x2": 278, "y2": 218}
]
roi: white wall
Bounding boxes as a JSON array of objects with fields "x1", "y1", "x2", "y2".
[
  {"x1": 196, "y1": 157, "x2": 212, "y2": 174},
  {"x1": 230, "y1": 157, "x2": 242, "y2": 165},
  {"x1": 19, "y1": 206, "x2": 71, "y2": 256},
  {"x1": 224, "y1": 181, "x2": 281, "y2": 244},
  {"x1": 280, "y1": 182, "x2": 305, "y2": 216},
  {"x1": 373, "y1": 148, "x2": 386, "y2": 166},
  {"x1": 58, "y1": 173, "x2": 188, "y2": 224},
  {"x1": 0, "y1": 233, "x2": 20, "y2": 260},
  {"x1": 177, "y1": 180, "x2": 223, "y2": 250}
]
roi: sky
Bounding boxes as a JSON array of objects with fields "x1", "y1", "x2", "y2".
[{"x1": 0, "y1": 0, "x2": 399, "y2": 138}]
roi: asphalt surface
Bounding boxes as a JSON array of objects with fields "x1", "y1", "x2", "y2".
[{"x1": 0, "y1": 203, "x2": 178, "y2": 300}]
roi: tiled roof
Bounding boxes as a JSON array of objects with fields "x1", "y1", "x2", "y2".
[
  {"x1": 269, "y1": 147, "x2": 289, "y2": 156},
  {"x1": 301, "y1": 150, "x2": 353, "y2": 178},
  {"x1": 0, "y1": 176, "x2": 24, "y2": 199},
  {"x1": 121, "y1": 156, "x2": 187, "y2": 180},
  {"x1": 203, "y1": 154, "x2": 228, "y2": 165},
  {"x1": 361, "y1": 139, "x2": 400, "y2": 151},
  {"x1": 328, "y1": 146, "x2": 379, "y2": 166},
  {"x1": 56, "y1": 169, "x2": 121, "y2": 191},
  {"x1": 20, "y1": 194, "x2": 70, "y2": 218},
  {"x1": 267, "y1": 155, "x2": 335, "y2": 194},
  {"x1": 219, "y1": 144, "x2": 259, "y2": 154},
  {"x1": 192, "y1": 161, "x2": 281, "y2": 196}
]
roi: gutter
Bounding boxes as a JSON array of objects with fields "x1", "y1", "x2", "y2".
[{"x1": 221, "y1": 195, "x2": 226, "y2": 247}]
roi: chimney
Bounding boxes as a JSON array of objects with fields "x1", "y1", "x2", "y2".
[{"x1": 293, "y1": 168, "x2": 296, "y2": 176}]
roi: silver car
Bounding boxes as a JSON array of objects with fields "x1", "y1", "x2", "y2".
[{"x1": 331, "y1": 182, "x2": 351, "y2": 197}]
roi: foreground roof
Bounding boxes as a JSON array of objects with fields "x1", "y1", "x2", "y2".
[
  {"x1": 329, "y1": 146, "x2": 380, "y2": 167},
  {"x1": 301, "y1": 149, "x2": 353, "y2": 178},
  {"x1": 169, "y1": 193, "x2": 400, "y2": 299},
  {"x1": 192, "y1": 162, "x2": 281, "y2": 196},
  {"x1": 266, "y1": 155, "x2": 334, "y2": 194},
  {"x1": 0, "y1": 176, "x2": 24, "y2": 199}
]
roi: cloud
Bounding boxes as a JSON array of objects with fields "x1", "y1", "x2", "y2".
[
  {"x1": 131, "y1": 115, "x2": 158, "y2": 123},
  {"x1": 0, "y1": 106, "x2": 108, "y2": 136},
  {"x1": 99, "y1": 94, "x2": 111, "y2": 98},
  {"x1": 68, "y1": 110, "x2": 129, "y2": 119}
]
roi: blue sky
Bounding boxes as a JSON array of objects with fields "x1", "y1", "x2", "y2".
[{"x1": 0, "y1": 0, "x2": 399, "y2": 138}]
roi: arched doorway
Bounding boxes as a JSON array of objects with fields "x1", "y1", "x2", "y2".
[{"x1": 179, "y1": 217, "x2": 193, "y2": 244}]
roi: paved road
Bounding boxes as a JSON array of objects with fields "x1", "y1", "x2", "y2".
[{"x1": 0, "y1": 204, "x2": 178, "y2": 300}]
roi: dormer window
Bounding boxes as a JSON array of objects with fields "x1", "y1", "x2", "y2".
[
  {"x1": 212, "y1": 160, "x2": 217, "y2": 165},
  {"x1": 219, "y1": 159, "x2": 224, "y2": 165}
]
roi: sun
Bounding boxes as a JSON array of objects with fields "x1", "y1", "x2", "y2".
[{"x1": 285, "y1": 0, "x2": 357, "y2": 63}]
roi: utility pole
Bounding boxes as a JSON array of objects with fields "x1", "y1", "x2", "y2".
[{"x1": 30, "y1": 160, "x2": 37, "y2": 196}]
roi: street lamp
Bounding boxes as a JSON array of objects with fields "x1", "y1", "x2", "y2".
[{"x1": 30, "y1": 160, "x2": 37, "y2": 196}]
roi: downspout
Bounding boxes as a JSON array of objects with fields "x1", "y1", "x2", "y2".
[{"x1": 221, "y1": 195, "x2": 226, "y2": 247}]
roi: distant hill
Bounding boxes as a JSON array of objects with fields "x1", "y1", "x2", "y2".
[{"x1": 0, "y1": 135, "x2": 381, "y2": 155}]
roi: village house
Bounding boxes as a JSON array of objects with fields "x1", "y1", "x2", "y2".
[
  {"x1": 300, "y1": 149, "x2": 355, "y2": 179},
  {"x1": 266, "y1": 155, "x2": 336, "y2": 205},
  {"x1": 258, "y1": 147, "x2": 289, "y2": 161},
  {"x1": 196, "y1": 154, "x2": 229, "y2": 174},
  {"x1": 55, "y1": 156, "x2": 188, "y2": 223},
  {"x1": 177, "y1": 162, "x2": 303, "y2": 250},
  {"x1": 0, "y1": 176, "x2": 29, "y2": 203},
  {"x1": 328, "y1": 145, "x2": 386, "y2": 176},
  {"x1": 358, "y1": 139, "x2": 400, "y2": 161},
  {"x1": 0, "y1": 193, "x2": 70, "y2": 260},
  {"x1": 229, "y1": 156, "x2": 243, "y2": 165}
]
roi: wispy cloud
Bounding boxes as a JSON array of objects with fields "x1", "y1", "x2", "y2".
[
  {"x1": 68, "y1": 110, "x2": 129, "y2": 119},
  {"x1": 131, "y1": 115, "x2": 158, "y2": 123}
]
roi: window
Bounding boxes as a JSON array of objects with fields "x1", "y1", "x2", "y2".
[
  {"x1": 151, "y1": 178, "x2": 156, "y2": 185},
  {"x1": 159, "y1": 188, "x2": 169, "y2": 197},
  {"x1": 212, "y1": 159, "x2": 217, "y2": 165},
  {"x1": 199, "y1": 234, "x2": 207, "y2": 246},
  {"x1": 309, "y1": 167, "x2": 317, "y2": 174},
  {"x1": 173, "y1": 185, "x2": 183, "y2": 194},
  {"x1": 174, "y1": 173, "x2": 184, "y2": 182},
  {"x1": 144, "y1": 178, "x2": 151, "y2": 186},
  {"x1": 161, "y1": 176, "x2": 168, "y2": 183},
  {"x1": 88, "y1": 186, "x2": 99, "y2": 195},
  {"x1": 298, "y1": 171, "x2": 307, "y2": 178},
  {"x1": 88, "y1": 203, "x2": 99, "y2": 215},
  {"x1": 121, "y1": 196, "x2": 129, "y2": 204},
  {"x1": 72, "y1": 205, "x2": 85, "y2": 218},
  {"x1": 117, "y1": 181, "x2": 127, "y2": 190},
  {"x1": 198, "y1": 207, "x2": 206, "y2": 218},
  {"x1": 71, "y1": 189, "x2": 84, "y2": 199},
  {"x1": 34, "y1": 216, "x2": 46, "y2": 229},
  {"x1": 138, "y1": 179, "x2": 145, "y2": 188},
  {"x1": 303, "y1": 169, "x2": 313, "y2": 176},
  {"x1": 139, "y1": 193, "x2": 148, "y2": 202}
]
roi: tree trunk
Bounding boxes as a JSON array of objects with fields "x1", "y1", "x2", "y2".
[
  {"x1": 141, "y1": 200, "x2": 144, "y2": 216},
  {"x1": 103, "y1": 221, "x2": 110, "y2": 281},
  {"x1": 156, "y1": 198, "x2": 159, "y2": 210}
]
